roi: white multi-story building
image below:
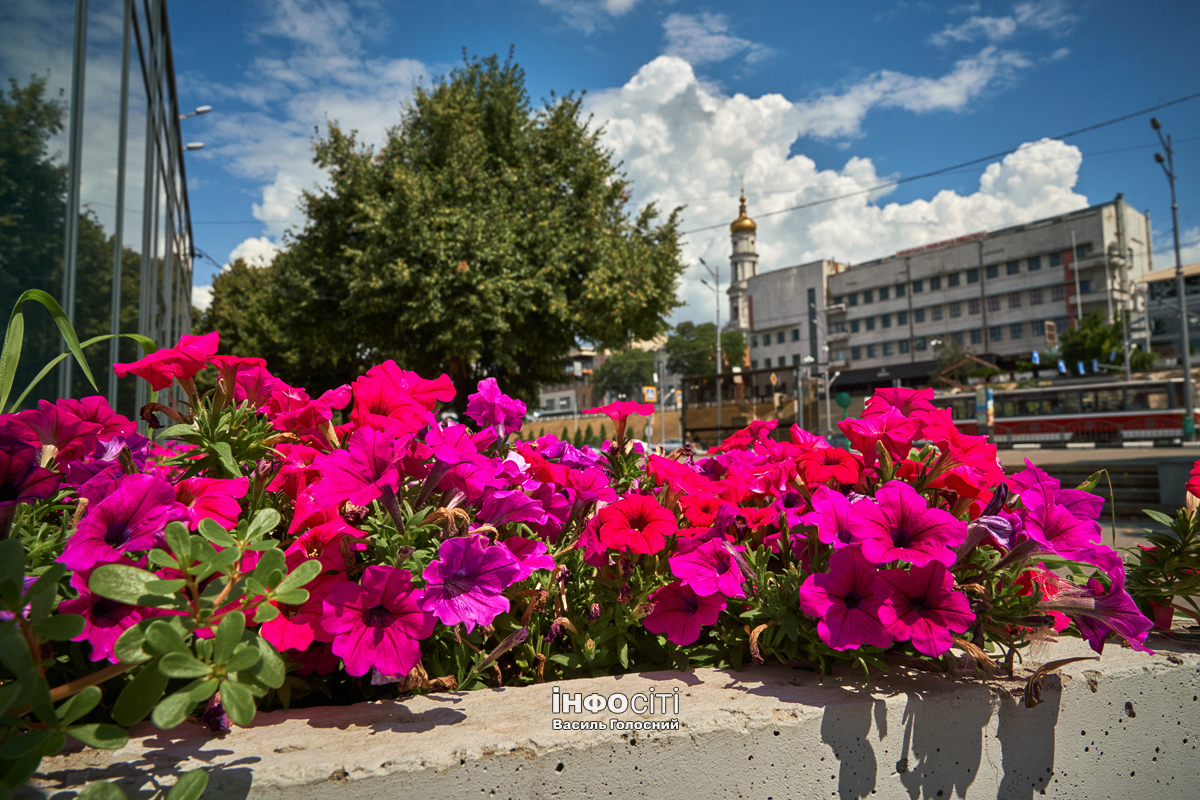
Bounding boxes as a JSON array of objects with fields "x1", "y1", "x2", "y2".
[{"x1": 727, "y1": 194, "x2": 1152, "y2": 393}]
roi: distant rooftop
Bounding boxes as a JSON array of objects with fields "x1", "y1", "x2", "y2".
[{"x1": 1141, "y1": 262, "x2": 1200, "y2": 284}]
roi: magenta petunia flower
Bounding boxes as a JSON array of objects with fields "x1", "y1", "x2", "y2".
[
  {"x1": 642, "y1": 580, "x2": 725, "y2": 646},
  {"x1": 350, "y1": 361, "x2": 454, "y2": 434},
  {"x1": 265, "y1": 443, "x2": 323, "y2": 501},
  {"x1": 465, "y1": 377, "x2": 526, "y2": 435},
  {"x1": 477, "y1": 489, "x2": 550, "y2": 528},
  {"x1": 863, "y1": 387, "x2": 936, "y2": 419},
  {"x1": 1047, "y1": 567, "x2": 1153, "y2": 654},
  {"x1": 268, "y1": 384, "x2": 352, "y2": 445},
  {"x1": 261, "y1": 572, "x2": 343, "y2": 653},
  {"x1": 63, "y1": 435, "x2": 150, "y2": 488},
  {"x1": 425, "y1": 423, "x2": 480, "y2": 466},
  {"x1": 856, "y1": 481, "x2": 967, "y2": 567},
  {"x1": 0, "y1": 436, "x2": 60, "y2": 509},
  {"x1": 582, "y1": 400, "x2": 654, "y2": 445},
  {"x1": 57, "y1": 397, "x2": 136, "y2": 442},
  {"x1": 235, "y1": 365, "x2": 284, "y2": 411},
  {"x1": 596, "y1": 493, "x2": 677, "y2": 554},
  {"x1": 3, "y1": 400, "x2": 102, "y2": 468},
  {"x1": 502, "y1": 536, "x2": 556, "y2": 582},
  {"x1": 876, "y1": 562, "x2": 974, "y2": 657},
  {"x1": 798, "y1": 547, "x2": 893, "y2": 651},
  {"x1": 421, "y1": 535, "x2": 522, "y2": 632},
  {"x1": 307, "y1": 427, "x2": 405, "y2": 508},
  {"x1": 838, "y1": 406, "x2": 921, "y2": 468},
  {"x1": 668, "y1": 537, "x2": 748, "y2": 598},
  {"x1": 322, "y1": 565, "x2": 435, "y2": 677},
  {"x1": 1019, "y1": 482, "x2": 1102, "y2": 562},
  {"x1": 208, "y1": 354, "x2": 266, "y2": 397},
  {"x1": 803, "y1": 485, "x2": 858, "y2": 549},
  {"x1": 114, "y1": 331, "x2": 219, "y2": 391},
  {"x1": 175, "y1": 476, "x2": 249, "y2": 530},
  {"x1": 797, "y1": 447, "x2": 860, "y2": 487},
  {"x1": 59, "y1": 571, "x2": 143, "y2": 663},
  {"x1": 60, "y1": 473, "x2": 188, "y2": 570}
]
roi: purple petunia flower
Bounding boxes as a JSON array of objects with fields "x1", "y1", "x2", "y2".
[
  {"x1": 798, "y1": 547, "x2": 893, "y2": 651},
  {"x1": 803, "y1": 485, "x2": 858, "y2": 549},
  {"x1": 0, "y1": 436, "x2": 60, "y2": 510},
  {"x1": 856, "y1": 481, "x2": 967, "y2": 567},
  {"x1": 59, "y1": 571, "x2": 144, "y2": 663},
  {"x1": 668, "y1": 538, "x2": 748, "y2": 599},
  {"x1": 322, "y1": 565, "x2": 435, "y2": 677},
  {"x1": 477, "y1": 489, "x2": 550, "y2": 528},
  {"x1": 421, "y1": 535, "x2": 522, "y2": 632},
  {"x1": 876, "y1": 562, "x2": 975, "y2": 657},
  {"x1": 465, "y1": 378, "x2": 526, "y2": 436},
  {"x1": 1045, "y1": 566, "x2": 1154, "y2": 655},
  {"x1": 63, "y1": 434, "x2": 151, "y2": 487},
  {"x1": 641, "y1": 580, "x2": 725, "y2": 646},
  {"x1": 59, "y1": 473, "x2": 188, "y2": 571}
]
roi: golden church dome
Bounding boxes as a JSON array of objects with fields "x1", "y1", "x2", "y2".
[{"x1": 730, "y1": 192, "x2": 756, "y2": 234}]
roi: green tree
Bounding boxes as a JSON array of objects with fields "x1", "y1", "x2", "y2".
[
  {"x1": 205, "y1": 54, "x2": 684, "y2": 410},
  {"x1": 664, "y1": 322, "x2": 746, "y2": 376},
  {"x1": 592, "y1": 348, "x2": 655, "y2": 403},
  {"x1": 1061, "y1": 311, "x2": 1157, "y2": 371},
  {"x1": 583, "y1": 423, "x2": 595, "y2": 446},
  {"x1": 931, "y1": 335, "x2": 973, "y2": 385}
]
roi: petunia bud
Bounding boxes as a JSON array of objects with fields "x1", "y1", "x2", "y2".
[
  {"x1": 544, "y1": 621, "x2": 564, "y2": 644},
  {"x1": 199, "y1": 695, "x2": 231, "y2": 733},
  {"x1": 585, "y1": 603, "x2": 601, "y2": 621},
  {"x1": 341, "y1": 502, "x2": 370, "y2": 526},
  {"x1": 618, "y1": 583, "x2": 633, "y2": 605}
]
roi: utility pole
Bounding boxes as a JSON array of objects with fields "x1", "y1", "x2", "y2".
[
  {"x1": 1153, "y1": 117, "x2": 1196, "y2": 440},
  {"x1": 700, "y1": 259, "x2": 723, "y2": 445}
]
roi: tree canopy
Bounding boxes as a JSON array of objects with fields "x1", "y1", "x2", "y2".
[
  {"x1": 1061, "y1": 311, "x2": 1156, "y2": 371},
  {"x1": 201, "y1": 54, "x2": 685, "y2": 410},
  {"x1": 663, "y1": 322, "x2": 746, "y2": 376}
]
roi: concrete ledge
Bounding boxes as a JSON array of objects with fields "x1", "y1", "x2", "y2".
[{"x1": 22, "y1": 638, "x2": 1200, "y2": 800}]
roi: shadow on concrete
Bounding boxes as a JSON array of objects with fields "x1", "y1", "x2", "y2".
[
  {"x1": 20, "y1": 762, "x2": 255, "y2": 800},
  {"x1": 819, "y1": 695, "x2": 878, "y2": 800},
  {"x1": 995, "y1": 676, "x2": 1061, "y2": 798}
]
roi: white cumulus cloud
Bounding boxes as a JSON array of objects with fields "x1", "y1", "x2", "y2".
[
  {"x1": 587, "y1": 57, "x2": 1089, "y2": 323},
  {"x1": 662, "y1": 13, "x2": 771, "y2": 66},
  {"x1": 228, "y1": 236, "x2": 280, "y2": 268},
  {"x1": 538, "y1": 0, "x2": 643, "y2": 34},
  {"x1": 192, "y1": 285, "x2": 214, "y2": 312}
]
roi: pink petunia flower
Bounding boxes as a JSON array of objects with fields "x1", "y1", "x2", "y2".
[
  {"x1": 175, "y1": 476, "x2": 249, "y2": 530},
  {"x1": 876, "y1": 562, "x2": 974, "y2": 656},
  {"x1": 668, "y1": 537, "x2": 747, "y2": 598},
  {"x1": 261, "y1": 572, "x2": 343, "y2": 653},
  {"x1": 59, "y1": 473, "x2": 188, "y2": 570},
  {"x1": 268, "y1": 384, "x2": 352, "y2": 446},
  {"x1": 266, "y1": 443, "x2": 323, "y2": 501},
  {"x1": 838, "y1": 407, "x2": 921, "y2": 468},
  {"x1": 57, "y1": 397, "x2": 136, "y2": 442},
  {"x1": 3, "y1": 400, "x2": 102, "y2": 468},
  {"x1": 114, "y1": 331, "x2": 219, "y2": 391},
  {"x1": 1044, "y1": 566, "x2": 1154, "y2": 654},
  {"x1": 797, "y1": 447, "x2": 860, "y2": 486},
  {"x1": 856, "y1": 481, "x2": 967, "y2": 567},
  {"x1": 420, "y1": 535, "x2": 522, "y2": 632},
  {"x1": 582, "y1": 400, "x2": 654, "y2": 446},
  {"x1": 642, "y1": 580, "x2": 725, "y2": 646},
  {"x1": 235, "y1": 365, "x2": 284, "y2": 411},
  {"x1": 862, "y1": 387, "x2": 936, "y2": 419},
  {"x1": 322, "y1": 565, "x2": 435, "y2": 677},
  {"x1": 596, "y1": 493, "x2": 677, "y2": 555},
  {"x1": 798, "y1": 547, "x2": 893, "y2": 651},
  {"x1": 0, "y1": 436, "x2": 60, "y2": 510},
  {"x1": 307, "y1": 427, "x2": 405, "y2": 508},
  {"x1": 478, "y1": 489, "x2": 549, "y2": 529},
  {"x1": 465, "y1": 377, "x2": 526, "y2": 435},
  {"x1": 350, "y1": 361, "x2": 453, "y2": 434},
  {"x1": 59, "y1": 570, "x2": 143, "y2": 663},
  {"x1": 803, "y1": 485, "x2": 858, "y2": 549},
  {"x1": 502, "y1": 536, "x2": 557, "y2": 582}
]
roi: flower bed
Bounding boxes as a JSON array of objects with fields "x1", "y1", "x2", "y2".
[{"x1": 1, "y1": 328, "x2": 1186, "y2": 798}]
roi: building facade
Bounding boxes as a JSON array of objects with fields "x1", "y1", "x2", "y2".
[
  {"x1": 728, "y1": 195, "x2": 1152, "y2": 393},
  {"x1": 1142, "y1": 261, "x2": 1200, "y2": 360},
  {"x1": 1, "y1": 0, "x2": 195, "y2": 417}
]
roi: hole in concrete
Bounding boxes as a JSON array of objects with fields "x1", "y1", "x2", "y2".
[{"x1": 556, "y1": 763, "x2": 564, "y2": 773}]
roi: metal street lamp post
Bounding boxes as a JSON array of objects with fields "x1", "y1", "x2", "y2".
[
  {"x1": 700, "y1": 258, "x2": 723, "y2": 444},
  {"x1": 1153, "y1": 117, "x2": 1196, "y2": 440}
]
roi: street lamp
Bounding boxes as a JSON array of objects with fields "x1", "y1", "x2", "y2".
[
  {"x1": 1152, "y1": 117, "x2": 1196, "y2": 440},
  {"x1": 179, "y1": 105, "x2": 212, "y2": 120},
  {"x1": 699, "y1": 258, "x2": 723, "y2": 444},
  {"x1": 183, "y1": 142, "x2": 205, "y2": 151}
]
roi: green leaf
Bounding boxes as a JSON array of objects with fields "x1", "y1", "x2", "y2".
[
  {"x1": 160, "y1": 423, "x2": 199, "y2": 440},
  {"x1": 1143, "y1": 509, "x2": 1177, "y2": 527},
  {"x1": 159, "y1": 652, "x2": 211, "y2": 679},
  {"x1": 89, "y1": 565, "x2": 174, "y2": 606},
  {"x1": 144, "y1": 620, "x2": 189, "y2": 655},
  {"x1": 113, "y1": 660, "x2": 170, "y2": 726},
  {"x1": 245, "y1": 508, "x2": 281, "y2": 543},
  {"x1": 197, "y1": 518, "x2": 237, "y2": 548},
  {"x1": 1075, "y1": 470, "x2": 1105, "y2": 493},
  {"x1": 79, "y1": 781, "x2": 128, "y2": 800},
  {"x1": 146, "y1": 579, "x2": 187, "y2": 595},
  {"x1": 275, "y1": 559, "x2": 321, "y2": 594},
  {"x1": 65, "y1": 724, "x2": 128, "y2": 750},
  {"x1": 253, "y1": 603, "x2": 280, "y2": 623},
  {"x1": 1, "y1": 289, "x2": 98, "y2": 413},
  {"x1": 164, "y1": 522, "x2": 193, "y2": 565},
  {"x1": 219, "y1": 680, "x2": 255, "y2": 727},
  {"x1": 223, "y1": 645, "x2": 260, "y2": 673},
  {"x1": 165, "y1": 769, "x2": 209, "y2": 800},
  {"x1": 6, "y1": 332, "x2": 155, "y2": 413},
  {"x1": 271, "y1": 588, "x2": 309, "y2": 605},
  {"x1": 151, "y1": 690, "x2": 198, "y2": 730},
  {"x1": 0, "y1": 540, "x2": 24, "y2": 588},
  {"x1": 213, "y1": 612, "x2": 246, "y2": 665},
  {"x1": 250, "y1": 548, "x2": 285, "y2": 587},
  {"x1": 211, "y1": 441, "x2": 241, "y2": 478},
  {"x1": 147, "y1": 549, "x2": 181, "y2": 569},
  {"x1": 55, "y1": 686, "x2": 102, "y2": 727},
  {"x1": 249, "y1": 636, "x2": 285, "y2": 689},
  {"x1": 32, "y1": 613, "x2": 85, "y2": 641},
  {"x1": 0, "y1": 729, "x2": 53, "y2": 760},
  {"x1": 113, "y1": 623, "x2": 152, "y2": 665},
  {"x1": 23, "y1": 567, "x2": 63, "y2": 622}
]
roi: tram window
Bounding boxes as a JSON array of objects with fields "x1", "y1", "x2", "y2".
[
  {"x1": 1097, "y1": 390, "x2": 1123, "y2": 411},
  {"x1": 1127, "y1": 388, "x2": 1168, "y2": 410},
  {"x1": 1000, "y1": 401, "x2": 1016, "y2": 417},
  {"x1": 1027, "y1": 398, "x2": 1050, "y2": 416},
  {"x1": 1058, "y1": 392, "x2": 1081, "y2": 414},
  {"x1": 1081, "y1": 392, "x2": 1095, "y2": 413}
]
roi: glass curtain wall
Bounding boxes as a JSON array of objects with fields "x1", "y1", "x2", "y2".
[{"x1": 0, "y1": 0, "x2": 194, "y2": 419}]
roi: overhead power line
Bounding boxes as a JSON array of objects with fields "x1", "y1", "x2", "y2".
[{"x1": 679, "y1": 89, "x2": 1200, "y2": 236}]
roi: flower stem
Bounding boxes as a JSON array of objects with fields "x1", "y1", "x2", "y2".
[{"x1": 380, "y1": 486, "x2": 406, "y2": 534}]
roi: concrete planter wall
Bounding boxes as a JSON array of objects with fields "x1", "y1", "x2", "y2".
[{"x1": 22, "y1": 637, "x2": 1199, "y2": 800}]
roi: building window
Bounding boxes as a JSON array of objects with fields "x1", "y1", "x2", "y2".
[
  {"x1": 776, "y1": 331, "x2": 785, "y2": 344},
  {"x1": 1051, "y1": 285, "x2": 1065, "y2": 301},
  {"x1": 793, "y1": 354, "x2": 801, "y2": 366},
  {"x1": 916, "y1": 337, "x2": 927, "y2": 351},
  {"x1": 863, "y1": 289, "x2": 874, "y2": 303},
  {"x1": 1028, "y1": 255, "x2": 1042, "y2": 271},
  {"x1": 880, "y1": 286, "x2": 890, "y2": 301},
  {"x1": 967, "y1": 299, "x2": 979, "y2": 315},
  {"x1": 881, "y1": 314, "x2": 892, "y2": 328},
  {"x1": 899, "y1": 339, "x2": 910, "y2": 354},
  {"x1": 932, "y1": 306, "x2": 944, "y2": 321},
  {"x1": 1031, "y1": 320, "x2": 1045, "y2": 336},
  {"x1": 1009, "y1": 292, "x2": 1021, "y2": 308},
  {"x1": 883, "y1": 341, "x2": 894, "y2": 356},
  {"x1": 544, "y1": 399, "x2": 554, "y2": 410},
  {"x1": 851, "y1": 347, "x2": 862, "y2": 361},
  {"x1": 559, "y1": 397, "x2": 572, "y2": 410},
  {"x1": 986, "y1": 264, "x2": 999, "y2": 279},
  {"x1": 1079, "y1": 279, "x2": 1092, "y2": 294},
  {"x1": 1050, "y1": 252, "x2": 1063, "y2": 267},
  {"x1": 987, "y1": 296, "x2": 1000, "y2": 312},
  {"x1": 1056, "y1": 315, "x2": 1071, "y2": 331},
  {"x1": 896, "y1": 283, "x2": 907, "y2": 297},
  {"x1": 848, "y1": 293, "x2": 858, "y2": 306},
  {"x1": 947, "y1": 273, "x2": 960, "y2": 288},
  {"x1": 865, "y1": 317, "x2": 876, "y2": 331},
  {"x1": 1010, "y1": 323, "x2": 1023, "y2": 339},
  {"x1": 791, "y1": 328, "x2": 800, "y2": 341},
  {"x1": 990, "y1": 326, "x2": 1003, "y2": 342},
  {"x1": 913, "y1": 308, "x2": 924, "y2": 323},
  {"x1": 850, "y1": 320, "x2": 860, "y2": 333},
  {"x1": 750, "y1": 335, "x2": 758, "y2": 348},
  {"x1": 897, "y1": 310, "x2": 908, "y2": 325},
  {"x1": 967, "y1": 268, "x2": 979, "y2": 284},
  {"x1": 751, "y1": 359, "x2": 759, "y2": 369},
  {"x1": 912, "y1": 279, "x2": 923, "y2": 293},
  {"x1": 1076, "y1": 242, "x2": 1093, "y2": 258},
  {"x1": 867, "y1": 344, "x2": 877, "y2": 358},
  {"x1": 833, "y1": 295, "x2": 844, "y2": 305},
  {"x1": 1007, "y1": 260, "x2": 1020, "y2": 275},
  {"x1": 930, "y1": 276, "x2": 942, "y2": 290},
  {"x1": 952, "y1": 332, "x2": 964, "y2": 344},
  {"x1": 778, "y1": 356, "x2": 786, "y2": 367},
  {"x1": 969, "y1": 329, "x2": 983, "y2": 344},
  {"x1": 1030, "y1": 288, "x2": 1044, "y2": 305}
]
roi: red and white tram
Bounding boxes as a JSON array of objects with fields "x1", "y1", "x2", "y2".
[{"x1": 931, "y1": 378, "x2": 1193, "y2": 446}]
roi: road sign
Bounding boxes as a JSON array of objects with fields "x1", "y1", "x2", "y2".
[
  {"x1": 1031, "y1": 350, "x2": 1040, "y2": 365},
  {"x1": 1093, "y1": 358, "x2": 1099, "y2": 372},
  {"x1": 770, "y1": 372, "x2": 778, "y2": 386},
  {"x1": 1057, "y1": 359, "x2": 1067, "y2": 374},
  {"x1": 1077, "y1": 361, "x2": 1086, "y2": 375},
  {"x1": 642, "y1": 386, "x2": 657, "y2": 403}
]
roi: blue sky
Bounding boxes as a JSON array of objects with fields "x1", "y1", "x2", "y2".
[{"x1": 171, "y1": 0, "x2": 1200, "y2": 322}]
